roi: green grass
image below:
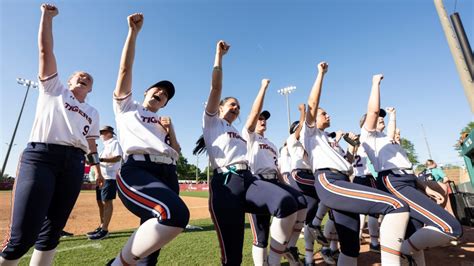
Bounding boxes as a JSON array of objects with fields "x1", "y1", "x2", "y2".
[
  {"x1": 179, "y1": 190, "x2": 209, "y2": 198},
  {"x1": 17, "y1": 218, "x2": 322, "y2": 266}
]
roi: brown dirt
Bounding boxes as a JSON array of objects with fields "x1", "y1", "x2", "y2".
[{"x1": 1, "y1": 191, "x2": 473, "y2": 265}]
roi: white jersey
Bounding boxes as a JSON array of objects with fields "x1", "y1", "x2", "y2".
[
  {"x1": 352, "y1": 145, "x2": 372, "y2": 177},
  {"x1": 242, "y1": 129, "x2": 279, "y2": 175},
  {"x1": 360, "y1": 127, "x2": 412, "y2": 172},
  {"x1": 29, "y1": 73, "x2": 100, "y2": 153},
  {"x1": 326, "y1": 133, "x2": 345, "y2": 157},
  {"x1": 301, "y1": 122, "x2": 352, "y2": 173},
  {"x1": 286, "y1": 134, "x2": 312, "y2": 170},
  {"x1": 99, "y1": 137, "x2": 123, "y2": 180},
  {"x1": 113, "y1": 92, "x2": 179, "y2": 161},
  {"x1": 202, "y1": 111, "x2": 247, "y2": 170},
  {"x1": 278, "y1": 145, "x2": 292, "y2": 174}
]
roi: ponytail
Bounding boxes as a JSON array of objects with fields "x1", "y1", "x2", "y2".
[{"x1": 193, "y1": 135, "x2": 207, "y2": 155}]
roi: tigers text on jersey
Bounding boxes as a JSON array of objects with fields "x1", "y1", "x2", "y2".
[
  {"x1": 278, "y1": 145, "x2": 292, "y2": 174},
  {"x1": 301, "y1": 122, "x2": 352, "y2": 173},
  {"x1": 99, "y1": 137, "x2": 123, "y2": 180},
  {"x1": 286, "y1": 134, "x2": 312, "y2": 170},
  {"x1": 242, "y1": 129, "x2": 279, "y2": 175},
  {"x1": 29, "y1": 73, "x2": 100, "y2": 153},
  {"x1": 113, "y1": 92, "x2": 178, "y2": 161},
  {"x1": 202, "y1": 111, "x2": 248, "y2": 170},
  {"x1": 352, "y1": 145, "x2": 372, "y2": 176},
  {"x1": 359, "y1": 127, "x2": 412, "y2": 172}
]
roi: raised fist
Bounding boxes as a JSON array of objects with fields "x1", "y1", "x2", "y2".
[
  {"x1": 385, "y1": 107, "x2": 395, "y2": 114},
  {"x1": 372, "y1": 74, "x2": 384, "y2": 84},
  {"x1": 160, "y1": 116, "x2": 172, "y2": 130},
  {"x1": 128, "y1": 13, "x2": 144, "y2": 32},
  {"x1": 298, "y1": 103, "x2": 305, "y2": 111},
  {"x1": 216, "y1": 40, "x2": 230, "y2": 56},
  {"x1": 318, "y1": 62, "x2": 329, "y2": 74},
  {"x1": 261, "y1": 79, "x2": 271, "y2": 87},
  {"x1": 41, "y1": 3, "x2": 58, "y2": 17}
]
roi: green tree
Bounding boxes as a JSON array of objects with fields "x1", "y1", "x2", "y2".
[
  {"x1": 400, "y1": 138, "x2": 419, "y2": 165},
  {"x1": 454, "y1": 121, "x2": 474, "y2": 155},
  {"x1": 176, "y1": 154, "x2": 201, "y2": 180}
]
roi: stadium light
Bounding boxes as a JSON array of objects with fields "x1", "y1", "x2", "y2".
[
  {"x1": 1, "y1": 78, "x2": 38, "y2": 176},
  {"x1": 277, "y1": 86, "x2": 296, "y2": 131}
]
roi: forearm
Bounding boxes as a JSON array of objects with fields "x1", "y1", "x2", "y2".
[
  {"x1": 245, "y1": 83, "x2": 268, "y2": 131},
  {"x1": 206, "y1": 53, "x2": 224, "y2": 114},
  {"x1": 115, "y1": 30, "x2": 137, "y2": 97},
  {"x1": 38, "y1": 14, "x2": 56, "y2": 78},
  {"x1": 294, "y1": 107, "x2": 305, "y2": 139},
  {"x1": 167, "y1": 125, "x2": 181, "y2": 153},
  {"x1": 306, "y1": 72, "x2": 324, "y2": 126},
  {"x1": 365, "y1": 79, "x2": 381, "y2": 131},
  {"x1": 387, "y1": 113, "x2": 396, "y2": 140}
]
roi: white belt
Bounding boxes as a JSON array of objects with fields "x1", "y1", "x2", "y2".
[
  {"x1": 130, "y1": 154, "x2": 175, "y2": 165},
  {"x1": 215, "y1": 163, "x2": 249, "y2": 174},
  {"x1": 258, "y1": 173, "x2": 278, "y2": 180},
  {"x1": 390, "y1": 168, "x2": 414, "y2": 175}
]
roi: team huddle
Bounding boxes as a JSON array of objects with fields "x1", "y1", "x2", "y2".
[{"x1": 0, "y1": 4, "x2": 463, "y2": 266}]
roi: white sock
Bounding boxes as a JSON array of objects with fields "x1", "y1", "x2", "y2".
[
  {"x1": 288, "y1": 209, "x2": 306, "y2": 247},
  {"x1": 0, "y1": 257, "x2": 20, "y2": 266},
  {"x1": 324, "y1": 219, "x2": 337, "y2": 242},
  {"x1": 401, "y1": 226, "x2": 455, "y2": 255},
  {"x1": 337, "y1": 252, "x2": 356, "y2": 266},
  {"x1": 112, "y1": 218, "x2": 183, "y2": 265},
  {"x1": 30, "y1": 249, "x2": 56, "y2": 266},
  {"x1": 368, "y1": 216, "x2": 380, "y2": 245},
  {"x1": 312, "y1": 203, "x2": 328, "y2": 227},
  {"x1": 304, "y1": 225, "x2": 315, "y2": 263},
  {"x1": 252, "y1": 246, "x2": 267, "y2": 266},
  {"x1": 379, "y1": 211, "x2": 410, "y2": 265},
  {"x1": 359, "y1": 215, "x2": 366, "y2": 239},
  {"x1": 412, "y1": 250, "x2": 426, "y2": 266},
  {"x1": 268, "y1": 214, "x2": 296, "y2": 265}
]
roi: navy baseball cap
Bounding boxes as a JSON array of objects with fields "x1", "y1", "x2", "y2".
[
  {"x1": 99, "y1": 125, "x2": 115, "y2": 135},
  {"x1": 359, "y1": 109, "x2": 387, "y2": 128},
  {"x1": 289, "y1": 120, "x2": 299, "y2": 134},
  {"x1": 260, "y1": 110, "x2": 271, "y2": 120},
  {"x1": 146, "y1": 80, "x2": 175, "y2": 102}
]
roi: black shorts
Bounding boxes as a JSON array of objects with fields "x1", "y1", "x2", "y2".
[{"x1": 96, "y1": 179, "x2": 117, "y2": 201}]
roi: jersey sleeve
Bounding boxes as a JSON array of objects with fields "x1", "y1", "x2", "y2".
[
  {"x1": 113, "y1": 91, "x2": 134, "y2": 114},
  {"x1": 86, "y1": 109, "x2": 100, "y2": 140},
  {"x1": 38, "y1": 73, "x2": 65, "y2": 95},
  {"x1": 112, "y1": 140, "x2": 123, "y2": 157}
]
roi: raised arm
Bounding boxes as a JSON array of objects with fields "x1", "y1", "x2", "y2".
[
  {"x1": 38, "y1": 4, "x2": 58, "y2": 79},
  {"x1": 364, "y1": 74, "x2": 384, "y2": 131},
  {"x1": 245, "y1": 79, "x2": 271, "y2": 132},
  {"x1": 206, "y1": 40, "x2": 230, "y2": 114},
  {"x1": 114, "y1": 13, "x2": 144, "y2": 98},
  {"x1": 306, "y1": 62, "x2": 328, "y2": 126},
  {"x1": 294, "y1": 103, "x2": 306, "y2": 140},
  {"x1": 385, "y1": 107, "x2": 396, "y2": 139}
]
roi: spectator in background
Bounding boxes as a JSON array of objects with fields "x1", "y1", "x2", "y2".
[
  {"x1": 87, "y1": 126, "x2": 123, "y2": 240},
  {"x1": 424, "y1": 159, "x2": 454, "y2": 216}
]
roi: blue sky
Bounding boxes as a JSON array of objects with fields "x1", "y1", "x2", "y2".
[{"x1": 1, "y1": 0, "x2": 472, "y2": 176}]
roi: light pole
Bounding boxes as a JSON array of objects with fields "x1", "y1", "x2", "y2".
[
  {"x1": 1, "y1": 78, "x2": 38, "y2": 176},
  {"x1": 277, "y1": 86, "x2": 296, "y2": 131}
]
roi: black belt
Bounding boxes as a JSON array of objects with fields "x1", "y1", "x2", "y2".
[{"x1": 318, "y1": 168, "x2": 350, "y2": 177}]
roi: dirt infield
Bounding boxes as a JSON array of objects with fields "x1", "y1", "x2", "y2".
[{"x1": 1, "y1": 191, "x2": 474, "y2": 265}]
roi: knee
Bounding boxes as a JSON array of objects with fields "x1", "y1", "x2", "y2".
[
  {"x1": 274, "y1": 195, "x2": 298, "y2": 218},
  {"x1": 173, "y1": 202, "x2": 190, "y2": 229}
]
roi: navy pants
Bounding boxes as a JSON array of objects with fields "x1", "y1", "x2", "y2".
[
  {"x1": 287, "y1": 169, "x2": 319, "y2": 224},
  {"x1": 1, "y1": 143, "x2": 85, "y2": 260},
  {"x1": 314, "y1": 169, "x2": 409, "y2": 257},
  {"x1": 378, "y1": 172, "x2": 462, "y2": 239},
  {"x1": 353, "y1": 175, "x2": 379, "y2": 219},
  {"x1": 249, "y1": 177, "x2": 307, "y2": 248},
  {"x1": 209, "y1": 170, "x2": 298, "y2": 266},
  {"x1": 117, "y1": 157, "x2": 190, "y2": 265}
]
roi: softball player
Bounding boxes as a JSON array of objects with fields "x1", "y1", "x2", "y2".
[
  {"x1": 302, "y1": 62, "x2": 411, "y2": 265},
  {"x1": 109, "y1": 13, "x2": 190, "y2": 266},
  {"x1": 360, "y1": 74, "x2": 463, "y2": 265},
  {"x1": 242, "y1": 80, "x2": 306, "y2": 266},
  {"x1": 0, "y1": 4, "x2": 103, "y2": 265},
  {"x1": 198, "y1": 40, "x2": 299, "y2": 266}
]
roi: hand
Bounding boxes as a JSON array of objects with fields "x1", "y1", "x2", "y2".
[
  {"x1": 128, "y1": 13, "x2": 144, "y2": 32},
  {"x1": 335, "y1": 130, "x2": 344, "y2": 141},
  {"x1": 41, "y1": 3, "x2": 58, "y2": 17},
  {"x1": 96, "y1": 174, "x2": 105, "y2": 188},
  {"x1": 298, "y1": 103, "x2": 305, "y2": 112},
  {"x1": 160, "y1": 116, "x2": 172, "y2": 131},
  {"x1": 443, "y1": 177, "x2": 450, "y2": 184},
  {"x1": 372, "y1": 74, "x2": 384, "y2": 84},
  {"x1": 386, "y1": 107, "x2": 396, "y2": 115},
  {"x1": 261, "y1": 79, "x2": 270, "y2": 88},
  {"x1": 216, "y1": 40, "x2": 230, "y2": 56},
  {"x1": 425, "y1": 186, "x2": 444, "y2": 204},
  {"x1": 318, "y1": 62, "x2": 329, "y2": 74}
]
